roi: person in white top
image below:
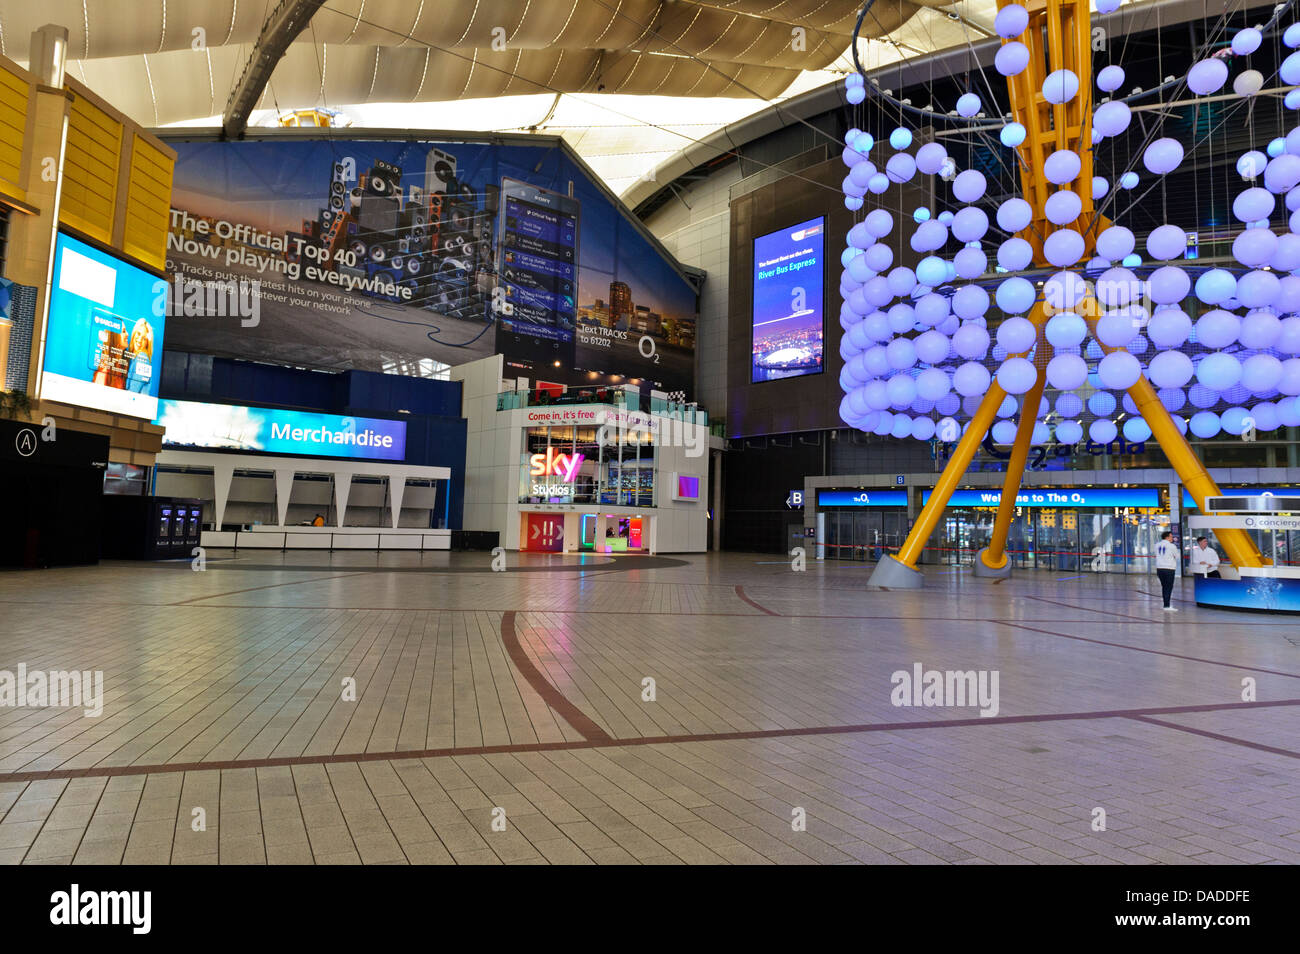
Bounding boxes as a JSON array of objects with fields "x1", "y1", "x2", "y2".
[
  {"x1": 1154, "y1": 530, "x2": 1180, "y2": 611},
  {"x1": 1189, "y1": 537, "x2": 1222, "y2": 578}
]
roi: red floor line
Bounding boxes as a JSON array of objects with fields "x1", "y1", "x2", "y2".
[
  {"x1": 997, "y1": 620, "x2": 1300, "y2": 680},
  {"x1": 734, "y1": 585, "x2": 781, "y2": 616},
  {"x1": 2, "y1": 697, "x2": 1296, "y2": 785},
  {"x1": 499, "y1": 610, "x2": 612, "y2": 743},
  {"x1": 1133, "y1": 585, "x2": 1196, "y2": 605},
  {"x1": 1128, "y1": 715, "x2": 1300, "y2": 760},
  {"x1": 1019, "y1": 593, "x2": 1153, "y2": 621}
]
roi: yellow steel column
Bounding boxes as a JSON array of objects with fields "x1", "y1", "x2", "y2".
[
  {"x1": 1080, "y1": 311, "x2": 1265, "y2": 568},
  {"x1": 893, "y1": 381, "x2": 1008, "y2": 567},
  {"x1": 981, "y1": 305, "x2": 1049, "y2": 570},
  {"x1": 1127, "y1": 381, "x2": 1263, "y2": 568}
]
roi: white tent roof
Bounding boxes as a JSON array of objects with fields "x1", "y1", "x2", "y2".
[{"x1": 1, "y1": 0, "x2": 1010, "y2": 196}]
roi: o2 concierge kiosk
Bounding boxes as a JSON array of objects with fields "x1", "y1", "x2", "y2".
[{"x1": 1190, "y1": 493, "x2": 1300, "y2": 614}]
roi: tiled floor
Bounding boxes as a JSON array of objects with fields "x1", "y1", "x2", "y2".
[{"x1": 0, "y1": 550, "x2": 1297, "y2": 864}]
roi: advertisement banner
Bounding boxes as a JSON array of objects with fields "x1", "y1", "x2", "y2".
[
  {"x1": 162, "y1": 137, "x2": 696, "y2": 392},
  {"x1": 156, "y1": 398, "x2": 406, "y2": 462},
  {"x1": 752, "y1": 216, "x2": 824, "y2": 383},
  {"x1": 817, "y1": 489, "x2": 908, "y2": 507},
  {"x1": 40, "y1": 233, "x2": 167, "y2": 419}
]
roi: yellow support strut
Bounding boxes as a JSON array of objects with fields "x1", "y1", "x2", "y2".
[
  {"x1": 893, "y1": 380, "x2": 1008, "y2": 568},
  {"x1": 980, "y1": 303, "x2": 1050, "y2": 571},
  {"x1": 1080, "y1": 310, "x2": 1265, "y2": 569}
]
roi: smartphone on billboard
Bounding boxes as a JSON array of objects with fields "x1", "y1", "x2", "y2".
[{"x1": 494, "y1": 177, "x2": 579, "y2": 369}]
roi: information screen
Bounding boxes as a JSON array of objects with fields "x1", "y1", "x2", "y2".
[
  {"x1": 751, "y1": 216, "x2": 824, "y2": 383},
  {"x1": 40, "y1": 232, "x2": 167, "y2": 418}
]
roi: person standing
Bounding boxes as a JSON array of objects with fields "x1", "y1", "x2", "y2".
[
  {"x1": 1155, "y1": 530, "x2": 1179, "y2": 611},
  {"x1": 1189, "y1": 536, "x2": 1221, "y2": 578}
]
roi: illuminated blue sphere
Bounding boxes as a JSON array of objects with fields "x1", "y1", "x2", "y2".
[
  {"x1": 1098, "y1": 351, "x2": 1142, "y2": 390},
  {"x1": 953, "y1": 361, "x2": 991, "y2": 396},
  {"x1": 995, "y1": 276, "x2": 1036, "y2": 314},
  {"x1": 995, "y1": 4, "x2": 1029, "y2": 38},
  {"x1": 997, "y1": 357, "x2": 1038, "y2": 394},
  {"x1": 1232, "y1": 28, "x2": 1262, "y2": 55},
  {"x1": 1090, "y1": 419, "x2": 1118, "y2": 444},
  {"x1": 890, "y1": 127, "x2": 913, "y2": 150},
  {"x1": 952, "y1": 322, "x2": 990, "y2": 358},
  {"x1": 1194, "y1": 269, "x2": 1236, "y2": 305},
  {"x1": 1188, "y1": 59, "x2": 1229, "y2": 95},
  {"x1": 997, "y1": 197, "x2": 1033, "y2": 232},
  {"x1": 1096, "y1": 225, "x2": 1135, "y2": 261},
  {"x1": 1197, "y1": 352, "x2": 1243, "y2": 390},
  {"x1": 1056, "y1": 420, "x2": 1084, "y2": 444},
  {"x1": 1097, "y1": 65, "x2": 1125, "y2": 92},
  {"x1": 1123, "y1": 418, "x2": 1152, "y2": 443},
  {"x1": 915, "y1": 255, "x2": 948, "y2": 287},
  {"x1": 998, "y1": 237, "x2": 1034, "y2": 271},
  {"x1": 1189, "y1": 411, "x2": 1221, "y2": 438},
  {"x1": 1045, "y1": 312, "x2": 1088, "y2": 348}
]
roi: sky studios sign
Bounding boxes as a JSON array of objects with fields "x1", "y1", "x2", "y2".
[{"x1": 529, "y1": 448, "x2": 585, "y2": 496}]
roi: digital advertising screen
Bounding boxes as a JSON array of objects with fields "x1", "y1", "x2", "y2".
[
  {"x1": 40, "y1": 232, "x2": 167, "y2": 418},
  {"x1": 751, "y1": 216, "x2": 824, "y2": 383},
  {"x1": 155, "y1": 398, "x2": 406, "y2": 462},
  {"x1": 495, "y1": 178, "x2": 580, "y2": 366},
  {"x1": 162, "y1": 137, "x2": 697, "y2": 392},
  {"x1": 923, "y1": 488, "x2": 1162, "y2": 509}
]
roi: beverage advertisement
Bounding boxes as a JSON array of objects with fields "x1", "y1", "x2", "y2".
[{"x1": 40, "y1": 232, "x2": 167, "y2": 419}]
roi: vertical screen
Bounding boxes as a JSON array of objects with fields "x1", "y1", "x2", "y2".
[
  {"x1": 751, "y1": 216, "x2": 824, "y2": 383},
  {"x1": 497, "y1": 177, "x2": 579, "y2": 345}
]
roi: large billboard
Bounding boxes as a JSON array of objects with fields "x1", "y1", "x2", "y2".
[
  {"x1": 162, "y1": 137, "x2": 696, "y2": 392},
  {"x1": 751, "y1": 216, "x2": 824, "y2": 383},
  {"x1": 156, "y1": 398, "x2": 406, "y2": 462},
  {"x1": 40, "y1": 232, "x2": 167, "y2": 419}
]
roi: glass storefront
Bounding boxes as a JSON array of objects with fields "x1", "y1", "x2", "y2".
[
  {"x1": 821, "y1": 509, "x2": 910, "y2": 561},
  {"x1": 518, "y1": 423, "x2": 656, "y2": 507},
  {"x1": 822, "y1": 505, "x2": 1172, "y2": 573},
  {"x1": 927, "y1": 507, "x2": 1170, "y2": 573}
]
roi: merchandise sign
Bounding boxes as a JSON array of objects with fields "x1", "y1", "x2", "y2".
[{"x1": 156, "y1": 399, "x2": 406, "y2": 461}]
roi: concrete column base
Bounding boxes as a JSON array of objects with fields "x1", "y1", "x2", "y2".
[
  {"x1": 973, "y1": 548, "x2": 1012, "y2": 579},
  {"x1": 867, "y1": 554, "x2": 925, "y2": 589}
]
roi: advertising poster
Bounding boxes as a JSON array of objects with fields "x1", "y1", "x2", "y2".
[
  {"x1": 751, "y1": 216, "x2": 825, "y2": 382},
  {"x1": 40, "y1": 232, "x2": 167, "y2": 419},
  {"x1": 155, "y1": 398, "x2": 406, "y2": 462},
  {"x1": 163, "y1": 137, "x2": 697, "y2": 392}
]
